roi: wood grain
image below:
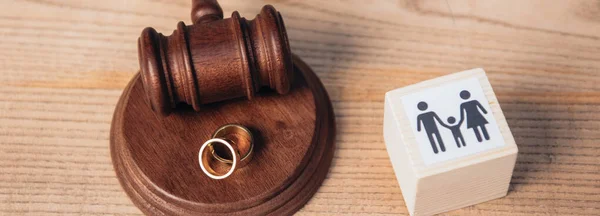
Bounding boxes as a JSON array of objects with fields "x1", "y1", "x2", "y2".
[{"x1": 0, "y1": 0, "x2": 599, "y2": 215}]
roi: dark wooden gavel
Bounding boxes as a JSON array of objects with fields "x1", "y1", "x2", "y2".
[{"x1": 138, "y1": 0, "x2": 293, "y2": 115}]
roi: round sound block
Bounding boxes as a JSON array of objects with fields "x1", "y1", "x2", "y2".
[{"x1": 110, "y1": 55, "x2": 335, "y2": 215}]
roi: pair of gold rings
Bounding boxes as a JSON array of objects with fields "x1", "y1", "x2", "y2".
[{"x1": 198, "y1": 124, "x2": 254, "y2": 180}]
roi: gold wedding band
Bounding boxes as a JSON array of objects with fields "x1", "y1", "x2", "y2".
[
  {"x1": 198, "y1": 138, "x2": 241, "y2": 180},
  {"x1": 210, "y1": 124, "x2": 254, "y2": 168},
  {"x1": 198, "y1": 124, "x2": 254, "y2": 180}
]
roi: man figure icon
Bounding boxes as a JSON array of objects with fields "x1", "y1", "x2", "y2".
[{"x1": 416, "y1": 101, "x2": 446, "y2": 154}]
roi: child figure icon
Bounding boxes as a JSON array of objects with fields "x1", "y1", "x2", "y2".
[
  {"x1": 443, "y1": 116, "x2": 465, "y2": 148},
  {"x1": 415, "y1": 90, "x2": 491, "y2": 154}
]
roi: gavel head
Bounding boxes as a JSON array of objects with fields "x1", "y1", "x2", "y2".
[{"x1": 138, "y1": 3, "x2": 292, "y2": 115}]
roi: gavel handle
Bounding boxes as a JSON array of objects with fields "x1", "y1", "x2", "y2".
[{"x1": 191, "y1": 0, "x2": 224, "y2": 24}]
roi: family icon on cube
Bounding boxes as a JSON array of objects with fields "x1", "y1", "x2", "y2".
[
  {"x1": 385, "y1": 69, "x2": 518, "y2": 215},
  {"x1": 416, "y1": 90, "x2": 490, "y2": 154}
]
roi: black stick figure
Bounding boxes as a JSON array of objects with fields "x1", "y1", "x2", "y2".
[
  {"x1": 459, "y1": 90, "x2": 490, "y2": 142},
  {"x1": 442, "y1": 116, "x2": 466, "y2": 148},
  {"x1": 416, "y1": 101, "x2": 446, "y2": 154}
]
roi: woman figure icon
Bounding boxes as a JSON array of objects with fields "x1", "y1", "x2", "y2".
[{"x1": 459, "y1": 90, "x2": 490, "y2": 142}]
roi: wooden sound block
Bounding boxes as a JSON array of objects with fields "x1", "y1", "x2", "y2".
[
  {"x1": 110, "y1": 55, "x2": 335, "y2": 215},
  {"x1": 383, "y1": 68, "x2": 518, "y2": 216}
]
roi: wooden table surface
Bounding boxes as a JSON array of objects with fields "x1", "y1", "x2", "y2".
[{"x1": 1, "y1": 0, "x2": 599, "y2": 215}]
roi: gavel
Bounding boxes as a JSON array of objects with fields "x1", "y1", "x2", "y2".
[{"x1": 138, "y1": 0, "x2": 293, "y2": 115}]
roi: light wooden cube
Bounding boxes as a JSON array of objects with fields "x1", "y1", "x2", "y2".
[{"x1": 383, "y1": 68, "x2": 518, "y2": 216}]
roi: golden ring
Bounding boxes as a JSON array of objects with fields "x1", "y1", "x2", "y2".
[
  {"x1": 210, "y1": 124, "x2": 254, "y2": 168},
  {"x1": 198, "y1": 138, "x2": 240, "y2": 180}
]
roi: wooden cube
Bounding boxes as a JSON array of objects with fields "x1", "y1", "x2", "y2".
[{"x1": 383, "y1": 68, "x2": 518, "y2": 216}]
